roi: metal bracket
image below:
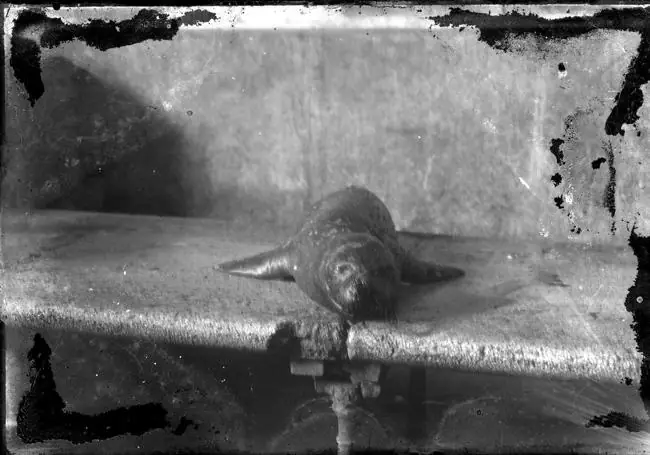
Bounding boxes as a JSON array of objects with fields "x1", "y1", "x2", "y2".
[
  {"x1": 290, "y1": 359, "x2": 325, "y2": 377},
  {"x1": 290, "y1": 359, "x2": 382, "y2": 454}
]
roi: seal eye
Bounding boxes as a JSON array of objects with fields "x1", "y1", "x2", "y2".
[{"x1": 335, "y1": 263, "x2": 351, "y2": 275}]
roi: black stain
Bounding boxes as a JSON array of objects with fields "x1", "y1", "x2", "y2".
[
  {"x1": 624, "y1": 226, "x2": 650, "y2": 421},
  {"x1": 602, "y1": 141, "x2": 617, "y2": 234},
  {"x1": 9, "y1": 11, "x2": 45, "y2": 106},
  {"x1": 16, "y1": 333, "x2": 170, "y2": 444},
  {"x1": 549, "y1": 137, "x2": 572, "y2": 228},
  {"x1": 549, "y1": 138, "x2": 565, "y2": 166},
  {"x1": 432, "y1": 7, "x2": 649, "y2": 50},
  {"x1": 586, "y1": 411, "x2": 648, "y2": 433},
  {"x1": 591, "y1": 157, "x2": 607, "y2": 169},
  {"x1": 9, "y1": 8, "x2": 216, "y2": 107},
  {"x1": 605, "y1": 27, "x2": 650, "y2": 136},
  {"x1": 550, "y1": 172, "x2": 562, "y2": 187},
  {"x1": 179, "y1": 9, "x2": 218, "y2": 27},
  {"x1": 42, "y1": 10, "x2": 179, "y2": 51},
  {"x1": 625, "y1": 377, "x2": 634, "y2": 386},
  {"x1": 10, "y1": 9, "x2": 179, "y2": 106},
  {"x1": 558, "y1": 62, "x2": 566, "y2": 72}
]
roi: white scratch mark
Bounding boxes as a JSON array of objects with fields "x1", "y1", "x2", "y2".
[{"x1": 565, "y1": 191, "x2": 574, "y2": 205}]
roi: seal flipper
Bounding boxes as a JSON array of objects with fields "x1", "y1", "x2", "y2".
[
  {"x1": 400, "y1": 253, "x2": 465, "y2": 285},
  {"x1": 216, "y1": 243, "x2": 295, "y2": 281}
]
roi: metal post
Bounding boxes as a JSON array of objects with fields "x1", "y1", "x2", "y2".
[
  {"x1": 298, "y1": 362, "x2": 382, "y2": 455},
  {"x1": 325, "y1": 382, "x2": 358, "y2": 455}
]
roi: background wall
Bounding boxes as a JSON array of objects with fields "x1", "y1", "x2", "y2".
[{"x1": 3, "y1": 9, "x2": 649, "y2": 245}]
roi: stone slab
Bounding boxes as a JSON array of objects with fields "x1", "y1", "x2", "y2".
[{"x1": 1, "y1": 209, "x2": 641, "y2": 382}]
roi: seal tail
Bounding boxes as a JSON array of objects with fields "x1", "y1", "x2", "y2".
[
  {"x1": 215, "y1": 244, "x2": 295, "y2": 281},
  {"x1": 400, "y1": 255, "x2": 465, "y2": 285}
]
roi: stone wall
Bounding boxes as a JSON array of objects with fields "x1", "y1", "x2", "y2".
[{"x1": 4, "y1": 7, "x2": 648, "y2": 245}]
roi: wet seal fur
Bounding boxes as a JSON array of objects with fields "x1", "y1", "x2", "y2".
[{"x1": 216, "y1": 186, "x2": 465, "y2": 323}]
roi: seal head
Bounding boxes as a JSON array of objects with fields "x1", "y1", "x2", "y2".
[{"x1": 314, "y1": 233, "x2": 399, "y2": 322}]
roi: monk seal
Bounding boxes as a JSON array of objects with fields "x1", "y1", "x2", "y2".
[{"x1": 216, "y1": 185, "x2": 465, "y2": 323}]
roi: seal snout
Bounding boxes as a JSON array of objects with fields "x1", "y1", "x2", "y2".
[{"x1": 329, "y1": 262, "x2": 397, "y2": 321}]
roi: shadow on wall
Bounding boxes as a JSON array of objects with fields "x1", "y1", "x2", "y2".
[{"x1": 4, "y1": 55, "x2": 231, "y2": 218}]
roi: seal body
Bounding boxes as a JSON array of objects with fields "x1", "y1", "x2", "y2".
[{"x1": 217, "y1": 186, "x2": 464, "y2": 322}]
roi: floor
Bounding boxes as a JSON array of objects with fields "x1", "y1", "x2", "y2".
[{"x1": 5, "y1": 326, "x2": 649, "y2": 454}]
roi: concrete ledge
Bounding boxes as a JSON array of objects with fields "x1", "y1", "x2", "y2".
[
  {"x1": 348, "y1": 326, "x2": 638, "y2": 382},
  {"x1": 1, "y1": 209, "x2": 641, "y2": 382}
]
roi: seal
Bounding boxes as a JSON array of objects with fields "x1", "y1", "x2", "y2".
[{"x1": 216, "y1": 185, "x2": 465, "y2": 323}]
